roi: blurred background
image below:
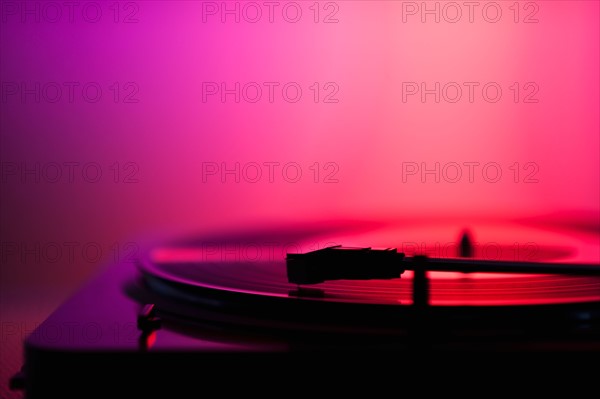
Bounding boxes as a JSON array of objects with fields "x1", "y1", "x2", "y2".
[{"x1": 1, "y1": 1, "x2": 599, "y2": 396}]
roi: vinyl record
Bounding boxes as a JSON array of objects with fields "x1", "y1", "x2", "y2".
[
  {"x1": 141, "y1": 220, "x2": 600, "y2": 306},
  {"x1": 133, "y1": 220, "x2": 600, "y2": 341}
]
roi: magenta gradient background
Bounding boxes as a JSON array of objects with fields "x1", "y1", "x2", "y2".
[{"x1": 0, "y1": 1, "x2": 599, "y2": 396}]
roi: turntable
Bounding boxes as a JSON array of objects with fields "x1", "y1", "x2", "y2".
[{"x1": 9, "y1": 218, "x2": 600, "y2": 397}]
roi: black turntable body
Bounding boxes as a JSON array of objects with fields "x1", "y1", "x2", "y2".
[{"x1": 12, "y1": 220, "x2": 600, "y2": 396}]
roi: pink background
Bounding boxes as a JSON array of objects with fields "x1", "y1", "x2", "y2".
[{"x1": 1, "y1": 1, "x2": 599, "y2": 396}]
